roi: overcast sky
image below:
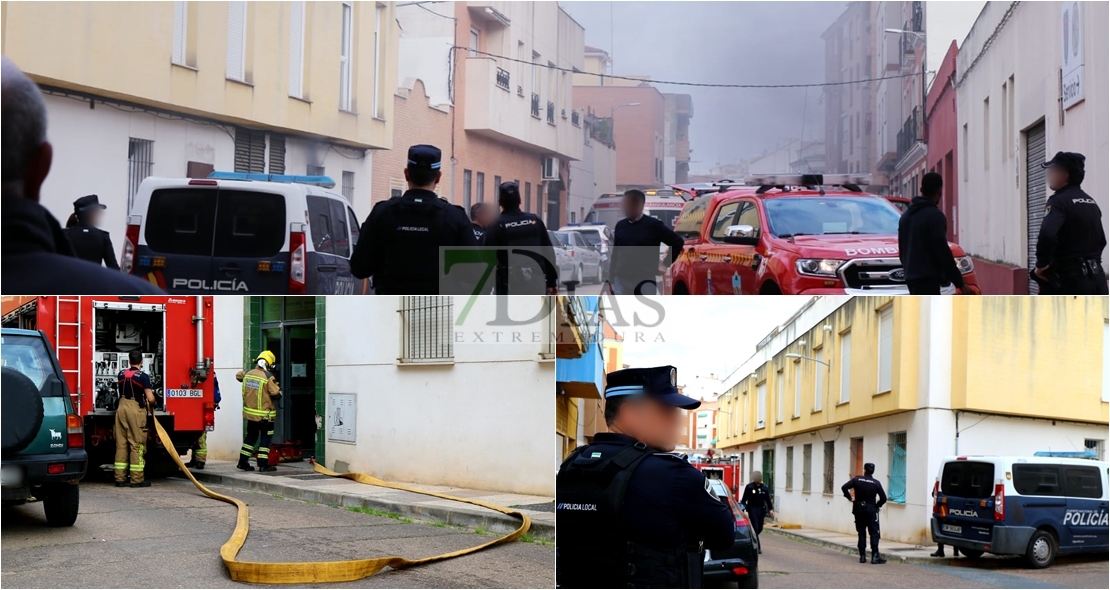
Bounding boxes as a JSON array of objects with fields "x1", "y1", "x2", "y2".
[
  {"x1": 562, "y1": 1, "x2": 848, "y2": 173},
  {"x1": 605, "y1": 296, "x2": 813, "y2": 394}
]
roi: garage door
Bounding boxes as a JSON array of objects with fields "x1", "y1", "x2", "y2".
[{"x1": 1025, "y1": 122, "x2": 1046, "y2": 294}]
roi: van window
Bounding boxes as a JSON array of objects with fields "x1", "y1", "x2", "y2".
[
  {"x1": 710, "y1": 202, "x2": 741, "y2": 241},
  {"x1": 1013, "y1": 464, "x2": 1063, "y2": 497},
  {"x1": 307, "y1": 196, "x2": 335, "y2": 255},
  {"x1": 674, "y1": 197, "x2": 711, "y2": 238},
  {"x1": 328, "y1": 199, "x2": 351, "y2": 257},
  {"x1": 146, "y1": 188, "x2": 218, "y2": 256},
  {"x1": 213, "y1": 190, "x2": 286, "y2": 257},
  {"x1": 646, "y1": 207, "x2": 681, "y2": 229},
  {"x1": 940, "y1": 461, "x2": 995, "y2": 499},
  {"x1": 1063, "y1": 466, "x2": 1103, "y2": 499},
  {"x1": 347, "y1": 208, "x2": 362, "y2": 251}
]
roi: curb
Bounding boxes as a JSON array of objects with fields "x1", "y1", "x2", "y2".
[
  {"x1": 185, "y1": 470, "x2": 555, "y2": 542},
  {"x1": 764, "y1": 526, "x2": 951, "y2": 566}
]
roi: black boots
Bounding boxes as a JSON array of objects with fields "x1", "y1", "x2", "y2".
[
  {"x1": 115, "y1": 481, "x2": 128, "y2": 487},
  {"x1": 237, "y1": 461, "x2": 255, "y2": 471},
  {"x1": 259, "y1": 465, "x2": 277, "y2": 472},
  {"x1": 871, "y1": 552, "x2": 887, "y2": 564},
  {"x1": 185, "y1": 459, "x2": 205, "y2": 470},
  {"x1": 930, "y1": 549, "x2": 945, "y2": 558},
  {"x1": 131, "y1": 480, "x2": 151, "y2": 488},
  {"x1": 859, "y1": 548, "x2": 867, "y2": 563}
]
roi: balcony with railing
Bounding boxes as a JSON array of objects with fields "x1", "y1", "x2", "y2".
[
  {"x1": 547, "y1": 101, "x2": 556, "y2": 125},
  {"x1": 896, "y1": 106, "x2": 923, "y2": 161},
  {"x1": 495, "y1": 67, "x2": 510, "y2": 92},
  {"x1": 531, "y1": 93, "x2": 541, "y2": 118},
  {"x1": 571, "y1": 110, "x2": 580, "y2": 127}
]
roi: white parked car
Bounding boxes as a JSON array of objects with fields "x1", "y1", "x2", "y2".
[{"x1": 553, "y1": 231, "x2": 603, "y2": 285}]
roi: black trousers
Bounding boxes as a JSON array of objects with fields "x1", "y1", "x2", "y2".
[
  {"x1": 748, "y1": 507, "x2": 766, "y2": 536},
  {"x1": 854, "y1": 509, "x2": 880, "y2": 553},
  {"x1": 1047, "y1": 274, "x2": 1109, "y2": 295},
  {"x1": 907, "y1": 279, "x2": 941, "y2": 295},
  {"x1": 240, "y1": 419, "x2": 274, "y2": 467}
]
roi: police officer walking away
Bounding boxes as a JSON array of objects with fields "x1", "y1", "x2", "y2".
[
  {"x1": 898, "y1": 172, "x2": 966, "y2": 295},
  {"x1": 608, "y1": 189, "x2": 686, "y2": 295},
  {"x1": 1033, "y1": 152, "x2": 1108, "y2": 294},
  {"x1": 114, "y1": 351, "x2": 155, "y2": 488},
  {"x1": 236, "y1": 351, "x2": 282, "y2": 472},
  {"x1": 482, "y1": 182, "x2": 558, "y2": 295},
  {"x1": 349, "y1": 144, "x2": 477, "y2": 294},
  {"x1": 64, "y1": 194, "x2": 120, "y2": 270},
  {"x1": 841, "y1": 463, "x2": 888, "y2": 564},
  {"x1": 557, "y1": 366, "x2": 735, "y2": 588},
  {"x1": 740, "y1": 470, "x2": 774, "y2": 553}
]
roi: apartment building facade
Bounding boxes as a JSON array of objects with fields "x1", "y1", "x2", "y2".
[
  {"x1": 208, "y1": 295, "x2": 555, "y2": 496},
  {"x1": 555, "y1": 296, "x2": 603, "y2": 466},
  {"x1": 573, "y1": 84, "x2": 666, "y2": 191},
  {"x1": 373, "y1": 1, "x2": 584, "y2": 227},
  {"x1": 878, "y1": 1, "x2": 928, "y2": 198},
  {"x1": 1, "y1": 1, "x2": 398, "y2": 243},
  {"x1": 956, "y1": 1, "x2": 1109, "y2": 294},
  {"x1": 924, "y1": 41, "x2": 961, "y2": 244},
  {"x1": 715, "y1": 296, "x2": 1108, "y2": 545},
  {"x1": 822, "y1": 2, "x2": 873, "y2": 178},
  {"x1": 663, "y1": 93, "x2": 693, "y2": 184}
]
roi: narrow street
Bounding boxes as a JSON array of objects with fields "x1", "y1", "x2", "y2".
[
  {"x1": 1, "y1": 478, "x2": 554, "y2": 589},
  {"x1": 754, "y1": 533, "x2": 1108, "y2": 589}
]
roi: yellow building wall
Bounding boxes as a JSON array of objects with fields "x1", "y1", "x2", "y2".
[
  {"x1": 955, "y1": 296, "x2": 1107, "y2": 422},
  {"x1": 1, "y1": 1, "x2": 396, "y2": 149},
  {"x1": 717, "y1": 296, "x2": 1107, "y2": 453}
]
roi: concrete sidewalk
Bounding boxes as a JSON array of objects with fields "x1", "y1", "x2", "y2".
[
  {"x1": 764, "y1": 521, "x2": 954, "y2": 565},
  {"x1": 179, "y1": 459, "x2": 555, "y2": 541}
]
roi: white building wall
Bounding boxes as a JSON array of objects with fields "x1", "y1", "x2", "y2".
[
  {"x1": 283, "y1": 136, "x2": 374, "y2": 217},
  {"x1": 957, "y1": 1, "x2": 1110, "y2": 268},
  {"x1": 568, "y1": 138, "x2": 597, "y2": 224},
  {"x1": 209, "y1": 295, "x2": 248, "y2": 462},
  {"x1": 324, "y1": 295, "x2": 554, "y2": 496}
]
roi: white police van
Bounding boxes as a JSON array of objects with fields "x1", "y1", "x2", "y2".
[
  {"x1": 122, "y1": 172, "x2": 368, "y2": 295},
  {"x1": 931, "y1": 452, "x2": 1109, "y2": 568}
]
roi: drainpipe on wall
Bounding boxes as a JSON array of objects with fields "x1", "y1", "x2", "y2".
[{"x1": 954, "y1": 410, "x2": 960, "y2": 455}]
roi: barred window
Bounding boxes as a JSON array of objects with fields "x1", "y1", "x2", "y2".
[
  {"x1": 802, "y1": 443, "x2": 812, "y2": 492},
  {"x1": 823, "y1": 441, "x2": 835, "y2": 494},
  {"x1": 888, "y1": 431, "x2": 907, "y2": 503},
  {"x1": 127, "y1": 138, "x2": 154, "y2": 213},
  {"x1": 398, "y1": 296, "x2": 453, "y2": 363},
  {"x1": 785, "y1": 446, "x2": 794, "y2": 491}
]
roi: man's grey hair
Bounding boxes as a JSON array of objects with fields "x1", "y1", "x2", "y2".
[{"x1": 2, "y1": 56, "x2": 49, "y2": 192}]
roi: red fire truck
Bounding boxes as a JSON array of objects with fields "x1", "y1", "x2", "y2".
[
  {"x1": 1, "y1": 296, "x2": 215, "y2": 473},
  {"x1": 692, "y1": 456, "x2": 743, "y2": 502}
]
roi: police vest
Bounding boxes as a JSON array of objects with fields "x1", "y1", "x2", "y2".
[
  {"x1": 118, "y1": 367, "x2": 146, "y2": 407},
  {"x1": 556, "y1": 441, "x2": 702, "y2": 589},
  {"x1": 378, "y1": 196, "x2": 449, "y2": 293},
  {"x1": 241, "y1": 369, "x2": 277, "y2": 422}
]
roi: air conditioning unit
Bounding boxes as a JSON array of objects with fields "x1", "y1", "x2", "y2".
[{"x1": 541, "y1": 156, "x2": 559, "y2": 180}]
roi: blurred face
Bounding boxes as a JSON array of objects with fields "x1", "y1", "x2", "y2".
[
  {"x1": 477, "y1": 205, "x2": 496, "y2": 227},
  {"x1": 85, "y1": 209, "x2": 103, "y2": 227},
  {"x1": 614, "y1": 396, "x2": 683, "y2": 451},
  {"x1": 622, "y1": 194, "x2": 645, "y2": 220},
  {"x1": 1046, "y1": 166, "x2": 1069, "y2": 192}
]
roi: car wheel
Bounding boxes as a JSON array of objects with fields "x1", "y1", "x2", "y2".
[
  {"x1": 574, "y1": 265, "x2": 583, "y2": 284},
  {"x1": 1025, "y1": 529, "x2": 1056, "y2": 569},
  {"x1": 759, "y1": 282, "x2": 782, "y2": 295},
  {"x1": 42, "y1": 483, "x2": 80, "y2": 527},
  {"x1": 2, "y1": 366, "x2": 45, "y2": 457},
  {"x1": 959, "y1": 549, "x2": 984, "y2": 559},
  {"x1": 736, "y1": 566, "x2": 758, "y2": 589},
  {"x1": 594, "y1": 262, "x2": 604, "y2": 284}
]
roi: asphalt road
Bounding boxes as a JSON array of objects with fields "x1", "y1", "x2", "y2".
[
  {"x1": 754, "y1": 532, "x2": 1108, "y2": 589},
  {"x1": 2, "y1": 478, "x2": 553, "y2": 589}
]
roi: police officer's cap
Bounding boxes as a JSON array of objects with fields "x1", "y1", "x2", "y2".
[
  {"x1": 73, "y1": 194, "x2": 107, "y2": 212},
  {"x1": 407, "y1": 144, "x2": 442, "y2": 171},
  {"x1": 604, "y1": 365, "x2": 700, "y2": 410},
  {"x1": 1041, "y1": 151, "x2": 1085, "y2": 173}
]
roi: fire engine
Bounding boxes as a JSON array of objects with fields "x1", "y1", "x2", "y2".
[
  {"x1": 692, "y1": 455, "x2": 743, "y2": 502},
  {"x1": 1, "y1": 296, "x2": 215, "y2": 472}
]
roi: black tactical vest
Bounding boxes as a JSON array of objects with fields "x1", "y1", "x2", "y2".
[
  {"x1": 379, "y1": 195, "x2": 448, "y2": 293},
  {"x1": 556, "y1": 441, "x2": 701, "y2": 589}
]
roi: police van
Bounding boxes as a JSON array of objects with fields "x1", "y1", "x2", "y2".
[
  {"x1": 122, "y1": 173, "x2": 368, "y2": 295},
  {"x1": 931, "y1": 453, "x2": 1109, "y2": 568}
]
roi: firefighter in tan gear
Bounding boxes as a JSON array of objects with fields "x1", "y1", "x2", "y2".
[
  {"x1": 115, "y1": 350, "x2": 156, "y2": 487},
  {"x1": 236, "y1": 351, "x2": 281, "y2": 472}
]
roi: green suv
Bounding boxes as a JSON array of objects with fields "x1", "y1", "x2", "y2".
[{"x1": 1, "y1": 328, "x2": 87, "y2": 526}]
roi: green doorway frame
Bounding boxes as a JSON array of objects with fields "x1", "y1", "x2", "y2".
[{"x1": 244, "y1": 297, "x2": 327, "y2": 464}]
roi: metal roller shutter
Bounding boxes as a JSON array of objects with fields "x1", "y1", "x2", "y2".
[
  {"x1": 234, "y1": 128, "x2": 266, "y2": 173},
  {"x1": 268, "y1": 135, "x2": 286, "y2": 174},
  {"x1": 1025, "y1": 122, "x2": 1046, "y2": 294}
]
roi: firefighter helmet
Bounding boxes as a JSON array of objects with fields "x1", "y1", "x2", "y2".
[{"x1": 256, "y1": 350, "x2": 276, "y2": 366}]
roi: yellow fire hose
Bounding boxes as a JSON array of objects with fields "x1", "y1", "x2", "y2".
[{"x1": 152, "y1": 419, "x2": 531, "y2": 584}]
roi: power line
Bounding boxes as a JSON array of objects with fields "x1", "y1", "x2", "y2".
[{"x1": 455, "y1": 46, "x2": 927, "y2": 89}]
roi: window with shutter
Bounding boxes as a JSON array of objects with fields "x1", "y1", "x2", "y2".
[
  {"x1": 172, "y1": 1, "x2": 187, "y2": 65},
  {"x1": 268, "y1": 135, "x2": 286, "y2": 174},
  {"x1": 289, "y1": 1, "x2": 305, "y2": 98},
  {"x1": 839, "y1": 332, "x2": 852, "y2": 404},
  {"x1": 340, "y1": 2, "x2": 353, "y2": 111},
  {"x1": 756, "y1": 382, "x2": 766, "y2": 429},
  {"x1": 226, "y1": 1, "x2": 247, "y2": 81},
  {"x1": 234, "y1": 128, "x2": 265, "y2": 173},
  {"x1": 877, "y1": 306, "x2": 893, "y2": 393}
]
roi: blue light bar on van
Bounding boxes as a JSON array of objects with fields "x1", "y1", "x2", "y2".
[
  {"x1": 208, "y1": 171, "x2": 336, "y2": 189},
  {"x1": 1033, "y1": 450, "x2": 1098, "y2": 459}
]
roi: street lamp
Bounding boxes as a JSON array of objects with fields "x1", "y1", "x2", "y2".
[
  {"x1": 608, "y1": 102, "x2": 641, "y2": 148},
  {"x1": 785, "y1": 353, "x2": 830, "y2": 369},
  {"x1": 883, "y1": 28, "x2": 925, "y2": 43}
]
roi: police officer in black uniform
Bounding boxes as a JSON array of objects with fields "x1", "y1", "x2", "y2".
[
  {"x1": 557, "y1": 366, "x2": 735, "y2": 589},
  {"x1": 64, "y1": 194, "x2": 120, "y2": 270},
  {"x1": 841, "y1": 462, "x2": 888, "y2": 564},
  {"x1": 1033, "y1": 151, "x2": 1108, "y2": 295},
  {"x1": 740, "y1": 470, "x2": 774, "y2": 552},
  {"x1": 481, "y1": 182, "x2": 558, "y2": 295},
  {"x1": 469, "y1": 202, "x2": 493, "y2": 243},
  {"x1": 349, "y1": 145, "x2": 478, "y2": 294}
]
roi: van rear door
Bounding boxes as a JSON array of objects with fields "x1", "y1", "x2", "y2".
[
  {"x1": 938, "y1": 460, "x2": 998, "y2": 544},
  {"x1": 305, "y1": 196, "x2": 357, "y2": 295},
  {"x1": 143, "y1": 187, "x2": 219, "y2": 290}
]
